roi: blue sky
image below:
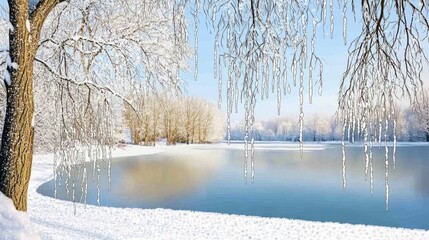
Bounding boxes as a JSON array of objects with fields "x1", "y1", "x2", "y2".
[
  {"x1": 184, "y1": 9, "x2": 356, "y2": 123},
  {"x1": 1, "y1": 1, "x2": 427, "y2": 123},
  {"x1": 184, "y1": 8, "x2": 429, "y2": 123}
]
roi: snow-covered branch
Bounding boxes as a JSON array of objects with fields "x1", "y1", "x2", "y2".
[{"x1": 34, "y1": 57, "x2": 137, "y2": 113}]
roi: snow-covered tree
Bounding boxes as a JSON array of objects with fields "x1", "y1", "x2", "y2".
[
  {"x1": 415, "y1": 89, "x2": 429, "y2": 141},
  {"x1": 306, "y1": 114, "x2": 331, "y2": 141},
  {"x1": 0, "y1": 0, "x2": 428, "y2": 211},
  {"x1": 125, "y1": 92, "x2": 223, "y2": 145},
  {"x1": 0, "y1": 0, "x2": 190, "y2": 211}
]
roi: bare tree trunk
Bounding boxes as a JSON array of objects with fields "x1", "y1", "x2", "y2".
[
  {"x1": 0, "y1": 0, "x2": 62, "y2": 211},
  {"x1": 0, "y1": 60, "x2": 35, "y2": 212},
  {"x1": 0, "y1": 11, "x2": 35, "y2": 212}
]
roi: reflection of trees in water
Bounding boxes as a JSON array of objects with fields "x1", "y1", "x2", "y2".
[
  {"x1": 227, "y1": 146, "x2": 429, "y2": 192},
  {"x1": 117, "y1": 156, "x2": 220, "y2": 202}
]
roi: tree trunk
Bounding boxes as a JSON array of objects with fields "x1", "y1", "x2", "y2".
[
  {"x1": 0, "y1": 0, "x2": 61, "y2": 211},
  {"x1": 0, "y1": 66, "x2": 35, "y2": 212},
  {"x1": 0, "y1": 15, "x2": 35, "y2": 212}
]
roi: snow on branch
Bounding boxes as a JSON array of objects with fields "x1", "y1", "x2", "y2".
[
  {"x1": 202, "y1": 0, "x2": 327, "y2": 182},
  {"x1": 338, "y1": 0, "x2": 429, "y2": 210},
  {"x1": 35, "y1": 57, "x2": 137, "y2": 113},
  {"x1": 29, "y1": 0, "x2": 191, "y2": 208}
]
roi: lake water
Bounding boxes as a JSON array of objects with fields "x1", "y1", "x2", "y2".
[{"x1": 37, "y1": 143, "x2": 429, "y2": 230}]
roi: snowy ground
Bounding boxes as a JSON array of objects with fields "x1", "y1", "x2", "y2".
[
  {"x1": 5, "y1": 143, "x2": 428, "y2": 239},
  {"x1": 0, "y1": 193, "x2": 40, "y2": 240}
]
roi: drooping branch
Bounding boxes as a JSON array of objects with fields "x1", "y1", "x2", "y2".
[
  {"x1": 203, "y1": 0, "x2": 327, "y2": 182},
  {"x1": 338, "y1": 0, "x2": 429, "y2": 210}
]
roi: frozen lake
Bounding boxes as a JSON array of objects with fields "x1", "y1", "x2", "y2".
[{"x1": 37, "y1": 143, "x2": 429, "y2": 230}]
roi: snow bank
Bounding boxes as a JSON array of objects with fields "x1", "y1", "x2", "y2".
[
  {"x1": 0, "y1": 193, "x2": 40, "y2": 240},
  {"x1": 111, "y1": 144, "x2": 164, "y2": 158},
  {"x1": 26, "y1": 144, "x2": 429, "y2": 239}
]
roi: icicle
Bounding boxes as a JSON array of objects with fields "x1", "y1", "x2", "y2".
[
  {"x1": 277, "y1": 74, "x2": 281, "y2": 115},
  {"x1": 250, "y1": 128, "x2": 255, "y2": 183},
  {"x1": 330, "y1": 0, "x2": 334, "y2": 38},
  {"x1": 92, "y1": 152, "x2": 96, "y2": 181},
  {"x1": 385, "y1": 114, "x2": 389, "y2": 211},
  {"x1": 309, "y1": 19, "x2": 317, "y2": 104},
  {"x1": 215, "y1": 32, "x2": 222, "y2": 109},
  {"x1": 250, "y1": 72, "x2": 256, "y2": 183},
  {"x1": 265, "y1": 56, "x2": 269, "y2": 98},
  {"x1": 309, "y1": 66, "x2": 313, "y2": 104},
  {"x1": 301, "y1": 13, "x2": 308, "y2": 66},
  {"x1": 53, "y1": 154, "x2": 58, "y2": 198},
  {"x1": 299, "y1": 62, "x2": 304, "y2": 157},
  {"x1": 243, "y1": 142, "x2": 248, "y2": 175},
  {"x1": 234, "y1": 81, "x2": 239, "y2": 114},
  {"x1": 261, "y1": 53, "x2": 266, "y2": 100},
  {"x1": 82, "y1": 167, "x2": 88, "y2": 206},
  {"x1": 342, "y1": 119, "x2": 347, "y2": 190},
  {"x1": 351, "y1": 116, "x2": 356, "y2": 143},
  {"x1": 343, "y1": 0, "x2": 347, "y2": 45},
  {"x1": 244, "y1": 92, "x2": 249, "y2": 182},
  {"x1": 356, "y1": 118, "x2": 360, "y2": 141},
  {"x1": 318, "y1": 63, "x2": 323, "y2": 96},
  {"x1": 275, "y1": 49, "x2": 281, "y2": 115},
  {"x1": 66, "y1": 162, "x2": 71, "y2": 198},
  {"x1": 251, "y1": 142, "x2": 255, "y2": 183},
  {"x1": 370, "y1": 140, "x2": 374, "y2": 194},
  {"x1": 322, "y1": 0, "x2": 327, "y2": 25},
  {"x1": 392, "y1": 106, "x2": 397, "y2": 170},
  {"x1": 193, "y1": 0, "x2": 199, "y2": 81},
  {"x1": 282, "y1": 48, "x2": 288, "y2": 95},
  {"x1": 385, "y1": 142, "x2": 389, "y2": 211},
  {"x1": 364, "y1": 122, "x2": 369, "y2": 180},
  {"x1": 214, "y1": 33, "x2": 218, "y2": 79},
  {"x1": 378, "y1": 115, "x2": 382, "y2": 148},
  {"x1": 292, "y1": 57, "x2": 297, "y2": 87},
  {"x1": 347, "y1": 110, "x2": 352, "y2": 144},
  {"x1": 108, "y1": 149, "x2": 112, "y2": 191},
  {"x1": 272, "y1": 48, "x2": 277, "y2": 95},
  {"x1": 96, "y1": 162, "x2": 101, "y2": 206},
  {"x1": 72, "y1": 172, "x2": 76, "y2": 215},
  {"x1": 219, "y1": 57, "x2": 223, "y2": 110}
]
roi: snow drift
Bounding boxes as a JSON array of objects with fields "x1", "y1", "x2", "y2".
[{"x1": 0, "y1": 192, "x2": 40, "y2": 240}]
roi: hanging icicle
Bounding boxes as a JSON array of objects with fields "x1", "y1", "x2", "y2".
[
  {"x1": 207, "y1": 0, "x2": 325, "y2": 180},
  {"x1": 194, "y1": 0, "x2": 199, "y2": 81}
]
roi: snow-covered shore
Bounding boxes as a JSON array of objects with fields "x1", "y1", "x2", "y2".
[{"x1": 4, "y1": 144, "x2": 427, "y2": 239}]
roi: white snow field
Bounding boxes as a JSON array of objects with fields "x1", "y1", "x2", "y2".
[{"x1": 0, "y1": 144, "x2": 427, "y2": 239}]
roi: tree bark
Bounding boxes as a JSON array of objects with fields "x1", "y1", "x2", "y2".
[
  {"x1": 0, "y1": 0, "x2": 62, "y2": 211},
  {"x1": 0, "y1": 2, "x2": 35, "y2": 212},
  {"x1": 0, "y1": 64, "x2": 35, "y2": 212}
]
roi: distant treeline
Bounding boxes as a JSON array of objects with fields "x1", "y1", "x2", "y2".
[
  {"x1": 124, "y1": 93, "x2": 224, "y2": 146},
  {"x1": 227, "y1": 108, "x2": 429, "y2": 142}
]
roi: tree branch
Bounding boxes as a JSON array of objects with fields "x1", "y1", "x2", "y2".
[{"x1": 34, "y1": 57, "x2": 139, "y2": 116}]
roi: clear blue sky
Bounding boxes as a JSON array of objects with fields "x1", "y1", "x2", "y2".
[
  {"x1": 183, "y1": 7, "x2": 429, "y2": 123},
  {"x1": 183, "y1": 9, "x2": 356, "y2": 123},
  {"x1": 1, "y1": 1, "x2": 427, "y2": 123}
]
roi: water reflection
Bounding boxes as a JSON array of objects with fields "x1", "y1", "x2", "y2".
[
  {"x1": 117, "y1": 159, "x2": 216, "y2": 201},
  {"x1": 37, "y1": 144, "x2": 429, "y2": 229}
]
